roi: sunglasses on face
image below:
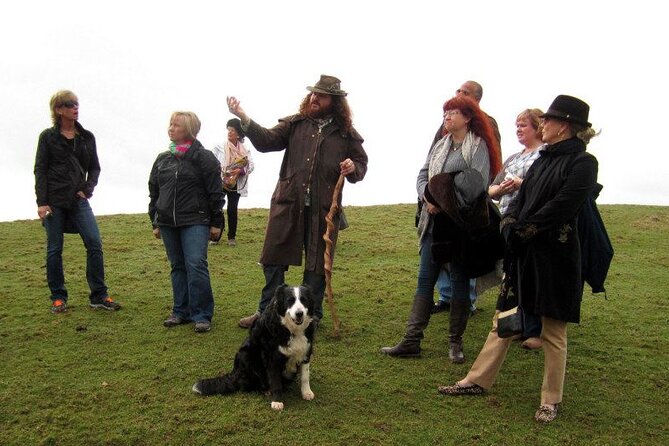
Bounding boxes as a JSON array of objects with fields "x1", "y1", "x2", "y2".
[{"x1": 61, "y1": 100, "x2": 79, "y2": 108}]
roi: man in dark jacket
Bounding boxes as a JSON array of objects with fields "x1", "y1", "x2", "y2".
[{"x1": 228, "y1": 75, "x2": 368, "y2": 327}]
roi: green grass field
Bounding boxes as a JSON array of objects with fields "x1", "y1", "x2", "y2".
[{"x1": 0, "y1": 204, "x2": 667, "y2": 445}]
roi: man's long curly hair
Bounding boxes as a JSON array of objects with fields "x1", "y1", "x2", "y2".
[
  {"x1": 442, "y1": 95, "x2": 502, "y2": 178},
  {"x1": 299, "y1": 94, "x2": 353, "y2": 134}
]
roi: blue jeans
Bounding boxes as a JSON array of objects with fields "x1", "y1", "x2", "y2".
[
  {"x1": 160, "y1": 225, "x2": 214, "y2": 323},
  {"x1": 44, "y1": 198, "x2": 107, "y2": 302},
  {"x1": 416, "y1": 232, "x2": 469, "y2": 306},
  {"x1": 437, "y1": 269, "x2": 478, "y2": 311}
]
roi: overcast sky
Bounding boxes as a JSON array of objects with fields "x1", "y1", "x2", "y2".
[{"x1": 3, "y1": 0, "x2": 668, "y2": 222}]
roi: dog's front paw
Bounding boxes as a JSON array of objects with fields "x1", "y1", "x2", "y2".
[
  {"x1": 302, "y1": 389, "x2": 315, "y2": 401},
  {"x1": 192, "y1": 382, "x2": 202, "y2": 395},
  {"x1": 271, "y1": 401, "x2": 284, "y2": 411}
]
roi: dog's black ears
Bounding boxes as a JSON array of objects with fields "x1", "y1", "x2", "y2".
[
  {"x1": 274, "y1": 284, "x2": 288, "y2": 315},
  {"x1": 299, "y1": 284, "x2": 314, "y2": 308}
]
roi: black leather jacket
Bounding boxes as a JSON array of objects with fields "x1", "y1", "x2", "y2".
[
  {"x1": 148, "y1": 140, "x2": 223, "y2": 228},
  {"x1": 34, "y1": 122, "x2": 100, "y2": 209}
]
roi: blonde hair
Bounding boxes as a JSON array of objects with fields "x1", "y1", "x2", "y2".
[
  {"x1": 49, "y1": 90, "x2": 77, "y2": 125},
  {"x1": 575, "y1": 126, "x2": 600, "y2": 145},
  {"x1": 516, "y1": 108, "x2": 544, "y2": 139},
  {"x1": 170, "y1": 111, "x2": 201, "y2": 140}
]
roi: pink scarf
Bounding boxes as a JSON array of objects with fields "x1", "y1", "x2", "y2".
[
  {"x1": 225, "y1": 140, "x2": 248, "y2": 166},
  {"x1": 169, "y1": 140, "x2": 192, "y2": 158}
]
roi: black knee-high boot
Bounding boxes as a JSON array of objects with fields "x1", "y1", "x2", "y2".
[
  {"x1": 448, "y1": 297, "x2": 471, "y2": 363},
  {"x1": 380, "y1": 297, "x2": 432, "y2": 357}
]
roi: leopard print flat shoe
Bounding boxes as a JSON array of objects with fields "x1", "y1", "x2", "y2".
[
  {"x1": 534, "y1": 404, "x2": 559, "y2": 423},
  {"x1": 437, "y1": 383, "x2": 485, "y2": 396}
]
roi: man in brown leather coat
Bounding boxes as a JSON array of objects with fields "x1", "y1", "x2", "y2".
[{"x1": 227, "y1": 75, "x2": 368, "y2": 327}]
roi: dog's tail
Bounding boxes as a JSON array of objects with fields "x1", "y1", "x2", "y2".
[{"x1": 192, "y1": 372, "x2": 239, "y2": 396}]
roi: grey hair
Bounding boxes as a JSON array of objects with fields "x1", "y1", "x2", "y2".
[
  {"x1": 575, "y1": 126, "x2": 600, "y2": 145},
  {"x1": 465, "y1": 80, "x2": 484, "y2": 102}
]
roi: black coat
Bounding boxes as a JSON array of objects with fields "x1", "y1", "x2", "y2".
[
  {"x1": 148, "y1": 140, "x2": 224, "y2": 228},
  {"x1": 34, "y1": 122, "x2": 100, "y2": 209},
  {"x1": 578, "y1": 183, "x2": 613, "y2": 294},
  {"x1": 506, "y1": 137, "x2": 598, "y2": 323},
  {"x1": 426, "y1": 171, "x2": 504, "y2": 278}
]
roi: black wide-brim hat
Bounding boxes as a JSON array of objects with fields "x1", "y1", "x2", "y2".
[
  {"x1": 307, "y1": 74, "x2": 347, "y2": 96},
  {"x1": 541, "y1": 94, "x2": 591, "y2": 127}
]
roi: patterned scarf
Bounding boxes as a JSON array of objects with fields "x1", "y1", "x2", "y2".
[
  {"x1": 169, "y1": 140, "x2": 192, "y2": 158},
  {"x1": 316, "y1": 117, "x2": 333, "y2": 132},
  {"x1": 428, "y1": 131, "x2": 480, "y2": 179},
  {"x1": 225, "y1": 140, "x2": 249, "y2": 166}
]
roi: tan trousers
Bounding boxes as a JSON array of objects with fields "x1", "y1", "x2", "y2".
[{"x1": 465, "y1": 315, "x2": 568, "y2": 405}]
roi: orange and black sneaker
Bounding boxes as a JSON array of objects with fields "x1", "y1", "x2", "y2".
[
  {"x1": 90, "y1": 296, "x2": 121, "y2": 311},
  {"x1": 51, "y1": 299, "x2": 67, "y2": 313}
]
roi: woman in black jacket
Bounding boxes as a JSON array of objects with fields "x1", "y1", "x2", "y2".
[
  {"x1": 438, "y1": 95, "x2": 599, "y2": 424},
  {"x1": 34, "y1": 90, "x2": 121, "y2": 313},
  {"x1": 148, "y1": 111, "x2": 223, "y2": 333}
]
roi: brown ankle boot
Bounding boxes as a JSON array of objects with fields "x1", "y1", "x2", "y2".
[{"x1": 238, "y1": 311, "x2": 260, "y2": 329}]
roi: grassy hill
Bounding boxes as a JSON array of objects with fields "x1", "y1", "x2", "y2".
[{"x1": 0, "y1": 204, "x2": 667, "y2": 445}]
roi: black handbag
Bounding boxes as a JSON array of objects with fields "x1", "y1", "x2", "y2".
[{"x1": 497, "y1": 305, "x2": 523, "y2": 338}]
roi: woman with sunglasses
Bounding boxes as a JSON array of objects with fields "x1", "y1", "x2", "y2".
[{"x1": 34, "y1": 90, "x2": 121, "y2": 313}]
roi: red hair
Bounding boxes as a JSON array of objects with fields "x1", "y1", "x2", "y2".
[{"x1": 442, "y1": 96, "x2": 502, "y2": 178}]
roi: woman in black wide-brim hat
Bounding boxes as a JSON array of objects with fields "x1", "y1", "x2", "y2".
[{"x1": 438, "y1": 95, "x2": 599, "y2": 424}]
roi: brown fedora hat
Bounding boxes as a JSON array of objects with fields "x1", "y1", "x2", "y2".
[
  {"x1": 307, "y1": 74, "x2": 347, "y2": 96},
  {"x1": 541, "y1": 94, "x2": 591, "y2": 127}
]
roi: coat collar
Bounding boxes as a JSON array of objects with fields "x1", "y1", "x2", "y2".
[
  {"x1": 542, "y1": 137, "x2": 586, "y2": 156},
  {"x1": 53, "y1": 120, "x2": 87, "y2": 135}
]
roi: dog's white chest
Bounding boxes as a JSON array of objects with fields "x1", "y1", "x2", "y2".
[{"x1": 279, "y1": 334, "x2": 310, "y2": 375}]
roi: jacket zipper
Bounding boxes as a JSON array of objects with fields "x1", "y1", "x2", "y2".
[{"x1": 173, "y1": 161, "x2": 179, "y2": 226}]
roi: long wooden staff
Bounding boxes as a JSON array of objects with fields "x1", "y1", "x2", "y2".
[{"x1": 323, "y1": 173, "x2": 346, "y2": 336}]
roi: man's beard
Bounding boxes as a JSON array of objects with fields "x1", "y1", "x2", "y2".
[{"x1": 307, "y1": 102, "x2": 333, "y2": 119}]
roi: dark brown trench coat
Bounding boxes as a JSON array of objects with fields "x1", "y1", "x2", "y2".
[{"x1": 246, "y1": 115, "x2": 367, "y2": 273}]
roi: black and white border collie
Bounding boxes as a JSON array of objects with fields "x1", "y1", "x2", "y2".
[{"x1": 193, "y1": 284, "x2": 315, "y2": 411}]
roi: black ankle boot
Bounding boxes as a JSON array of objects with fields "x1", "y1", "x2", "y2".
[{"x1": 381, "y1": 297, "x2": 432, "y2": 358}]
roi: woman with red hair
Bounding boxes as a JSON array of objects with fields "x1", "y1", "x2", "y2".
[{"x1": 382, "y1": 96, "x2": 501, "y2": 363}]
